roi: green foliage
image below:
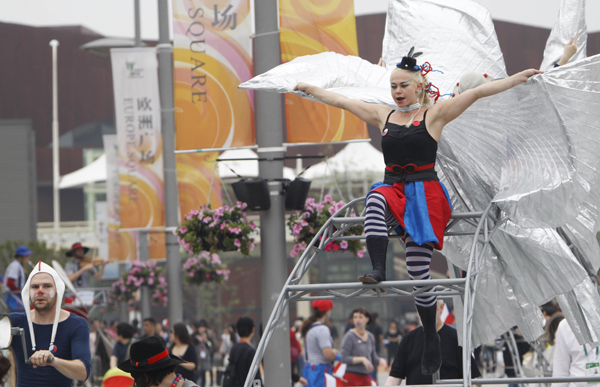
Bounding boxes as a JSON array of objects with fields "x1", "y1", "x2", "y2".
[{"x1": 0, "y1": 240, "x2": 69, "y2": 275}]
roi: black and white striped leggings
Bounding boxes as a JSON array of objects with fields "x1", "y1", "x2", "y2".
[{"x1": 365, "y1": 192, "x2": 436, "y2": 307}]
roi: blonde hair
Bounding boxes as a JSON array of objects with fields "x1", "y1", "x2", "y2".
[{"x1": 391, "y1": 67, "x2": 432, "y2": 107}]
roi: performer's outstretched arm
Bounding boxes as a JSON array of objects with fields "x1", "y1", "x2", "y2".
[
  {"x1": 294, "y1": 82, "x2": 391, "y2": 130},
  {"x1": 426, "y1": 69, "x2": 543, "y2": 139}
]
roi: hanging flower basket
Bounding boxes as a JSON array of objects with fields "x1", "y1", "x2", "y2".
[
  {"x1": 287, "y1": 195, "x2": 366, "y2": 258},
  {"x1": 176, "y1": 202, "x2": 257, "y2": 256},
  {"x1": 183, "y1": 251, "x2": 230, "y2": 286},
  {"x1": 109, "y1": 260, "x2": 168, "y2": 307}
]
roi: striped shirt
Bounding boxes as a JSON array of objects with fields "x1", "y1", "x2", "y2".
[{"x1": 304, "y1": 323, "x2": 333, "y2": 365}]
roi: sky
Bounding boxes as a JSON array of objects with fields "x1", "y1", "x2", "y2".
[{"x1": 1, "y1": 0, "x2": 599, "y2": 40}]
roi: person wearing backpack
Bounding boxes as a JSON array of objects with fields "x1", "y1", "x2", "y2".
[{"x1": 223, "y1": 317, "x2": 261, "y2": 387}]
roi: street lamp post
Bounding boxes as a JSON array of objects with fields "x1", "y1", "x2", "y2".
[{"x1": 50, "y1": 39, "x2": 61, "y2": 243}]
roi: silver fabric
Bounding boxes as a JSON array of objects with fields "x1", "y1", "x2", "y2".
[
  {"x1": 239, "y1": 52, "x2": 397, "y2": 108},
  {"x1": 239, "y1": 0, "x2": 600, "y2": 348},
  {"x1": 382, "y1": 0, "x2": 507, "y2": 94},
  {"x1": 540, "y1": 0, "x2": 588, "y2": 71}
]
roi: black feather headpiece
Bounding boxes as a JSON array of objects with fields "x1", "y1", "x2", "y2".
[{"x1": 396, "y1": 46, "x2": 423, "y2": 72}]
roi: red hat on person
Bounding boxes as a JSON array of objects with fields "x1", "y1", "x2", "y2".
[{"x1": 312, "y1": 300, "x2": 333, "y2": 312}]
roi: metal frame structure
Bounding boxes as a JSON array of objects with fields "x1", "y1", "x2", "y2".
[{"x1": 244, "y1": 197, "x2": 600, "y2": 387}]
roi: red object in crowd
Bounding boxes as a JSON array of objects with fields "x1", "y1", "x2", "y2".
[{"x1": 290, "y1": 329, "x2": 301, "y2": 362}]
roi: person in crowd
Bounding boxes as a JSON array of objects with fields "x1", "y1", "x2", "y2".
[
  {"x1": 385, "y1": 300, "x2": 480, "y2": 385},
  {"x1": 107, "y1": 319, "x2": 119, "y2": 341},
  {"x1": 384, "y1": 321, "x2": 402, "y2": 366},
  {"x1": 219, "y1": 324, "x2": 237, "y2": 365},
  {"x1": 110, "y1": 322, "x2": 135, "y2": 368},
  {"x1": 89, "y1": 318, "x2": 101, "y2": 360},
  {"x1": 193, "y1": 320, "x2": 214, "y2": 387},
  {"x1": 341, "y1": 307, "x2": 387, "y2": 386},
  {"x1": 552, "y1": 317, "x2": 598, "y2": 387},
  {"x1": 326, "y1": 319, "x2": 339, "y2": 349},
  {"x1": 4, "y1": 245, "x2": 31, "y2": 312},
  {"x1": 295, "y1": 49, "x2": 542, "y2": 375},
  {"x1": 227, "y1": 316, "x2": 261, "y2": 387},
  {"x1": 343, "y1": 313, "x2": 354, "y2": 334},
  {"x1": 118, "y1": 336, "x2": 199, "y2": 387},
  {"x1": 156, "y1": 321, "x2": 170, "y2": 346},
  {"x1": 544, "y1": 313, "x2": 565, "y2": 369},
  {"x1": 169, "y1": 323, "x2": 198, "y2": 382},
  {"x1": 64, "y1": 242, "x2": 107, "y2": 288},
  {"x1": 367, "y1": 312, "x2": 384, "y2": 357},
  {"x1": 301, "y1": 300, "x2": 339, "y2": 387},
  {"x1": 10, "y1": 261, "x2": 91, "y2": 386},
  {"x1": 139, "y1": 317, "x2": 166, "y2": 345}
]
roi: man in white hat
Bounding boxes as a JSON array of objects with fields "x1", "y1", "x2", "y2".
[{"x1": 9, "y1": 261, "x2": 91, "y2": 387}]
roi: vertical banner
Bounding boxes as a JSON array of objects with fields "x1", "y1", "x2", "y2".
[
  {"x1": 279, "y1": 0, "x2": 367, "y2": 143},
  {"x1": 172, "y1": 0, "x2": 255, "y2": 151},
  {"x1": 111, "y1": 48, "x2": 165, "y2": 229},
  {"x1": 176, "y1": 152, "x2": 222, "y2": 217},
  {"x1": 95, "y1": 201, "x2": 109, "y2": 260},
  {"x1": 104, "y1": 135, "x2": 139, "y2": 261}
]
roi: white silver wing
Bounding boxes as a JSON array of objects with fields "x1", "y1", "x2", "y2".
[{"x1": 540, "y1": 0, "x2": 588, "y2": 71}]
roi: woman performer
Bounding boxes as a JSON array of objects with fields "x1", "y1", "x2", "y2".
[
  {"x1": 301, "y1": 300, "x2": 340, "y2": 387},
  {"x1": 340, "y1": 308, "x2": 387, "y2": 386},
  {"x1": 294, "y1": 49, "x2": 542, "y2": 375}
]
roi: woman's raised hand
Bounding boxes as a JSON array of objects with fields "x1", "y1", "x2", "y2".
[{"x1": 517, "y1": 69, "x2": 544, "y2": 83}]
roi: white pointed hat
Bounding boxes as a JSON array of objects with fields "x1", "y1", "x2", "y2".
[{"x1": 20, "y1": 261, "x2": 65, "y2": 352}]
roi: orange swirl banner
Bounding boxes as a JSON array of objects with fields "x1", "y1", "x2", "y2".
[
  {"x1": 172, "y1": 0, "x2": 255, "y2": 151},
  {"x1": 279, "y1": 0, "x2": 367, "y2": 143},
  {"x1": 176, "y1": 152, "x2": 223, "y2": 217}
]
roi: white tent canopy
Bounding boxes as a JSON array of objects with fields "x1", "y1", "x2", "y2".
[
  {"x1": 301, "y1": 142, "x2": 384, "y2": 180},
  {"x1": 59, "y1": 154, "x2": 106, "y2": 189},
  {"x1": 59, "y1": 149, "x2": 297, "y2": 189},
  {"x1": 218, "y1": 149, "x2": 296, "y2": 180}
]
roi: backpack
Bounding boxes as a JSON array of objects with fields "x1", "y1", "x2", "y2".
[{"x1": 221, "y1": 358, "x2": 238, "y2": 387}]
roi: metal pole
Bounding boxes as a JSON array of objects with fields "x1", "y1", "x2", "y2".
[
  {"x1": 157, "y1": 0, "x2": 183, "y2": 324},
  {"x1": 254, "y1": 0, "x2": 292, "y2": 385},
  {"x1": 50, "y1": 39, "x2": 61, "y2": 243},
  {"x1": 119, "y1": 263, "x2": 130, "y2": 323},
  {"x1": 134, "y1": 0, "x2": 141, "y2": 47},
  {"x1": 138, "y1": 230, "x2": 152, "y2": 319}
]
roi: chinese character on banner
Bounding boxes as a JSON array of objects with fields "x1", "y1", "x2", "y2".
[
  {"x1": 212, "y1": 4, "x2": 237, "y2": 30},
  {"x1": 111, "y1": 48, "x2": 165, "y2": 229}
]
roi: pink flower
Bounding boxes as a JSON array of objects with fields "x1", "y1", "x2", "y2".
[
  {"x1": 203, "y1": 216, "x2": 211, "y2": 223},
  {"x1": 302, "y1": 212, "x2": 310, "y2": 219},
  {"x1": 249, "y1": 221, "x2": 256, "y2": 230},
  {"x1": 292, "y1": 224, "x2": 303, "y2": 236},
  {"x1": 190, "y1": 209, "x2": 199, "y2": 215},
  {"x1": 357, "y1": 249, "x2": 365, "y2": 258},
  {"x1": 179, "y1": 226, "x2": 188, "y2": 234},
  {"x1": 249, "y1": 243, "x2": 255, "y2": 253},
  {"x1": 290, "y1": 246, "x2": 300, "y2": 258},
  {"x1": 340, "y1": 240, "x2": 348, "y2": 249},
  {"x1": 211, "y1": 254, "x2": 221, "y2": 264},
  {"x1": 172, "y1": 229, "x2": 178, "y2": 235},
  {"x1": 332, "y1": 243, "x2": 340, "y2": 251},
  {"x1": 324, "y1": 195, "x2": 333, "y2": 203},
  {"x1": 220, "y1": 223, "x2": 226, "y2": 230},
  {"x1": 148, "y1": 278, "x2": 154, "y2": 285},
  {"x1": 228, "y1": 227, "x2": 241, "y2": 234},
  {"x1": 300, "y1": 220, "x2": 308, "y2": 227},
  {"x1": 189, "y1": 272, "x2": 194, "y2": 277},
  {"x1": 205, "y1": 273, "x2": 210, "y2": 279},
  {"x1": 234, "y1": 239, "x2": 241, "y2": 248},
  {"x1": 328, "y1": 206, "x2": 335, "y2": 215}
]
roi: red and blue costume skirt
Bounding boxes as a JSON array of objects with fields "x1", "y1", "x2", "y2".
[{"x1": 369, "y1": 180, "x2": 452, "y2": 250}]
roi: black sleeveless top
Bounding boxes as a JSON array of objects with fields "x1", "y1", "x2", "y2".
[{"x1": 381, "y1": 109, "x2": 439, "y2": 184}]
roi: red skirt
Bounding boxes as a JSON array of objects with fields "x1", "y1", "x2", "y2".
[{"x1": 371, "y1": 180, "x2": 452, "y2": 250}]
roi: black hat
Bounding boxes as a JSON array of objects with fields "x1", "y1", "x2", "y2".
[
  {"x1": 396, "y1": 46, "x2": 423, "y2": 72},
  {"x1": 118, "y1": 336, "x2": 184, "y2": 373},
  {"x1": 66, "y1": 242, "x2": 90, "y2": 257}
]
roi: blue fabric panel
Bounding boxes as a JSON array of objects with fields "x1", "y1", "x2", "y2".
[{"x1": 404, "y1": 181, "x2": 438, "y2": 246}]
